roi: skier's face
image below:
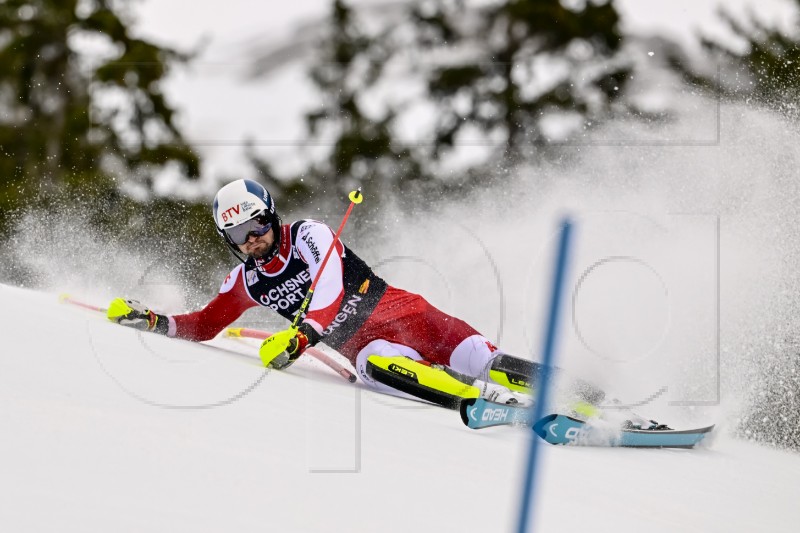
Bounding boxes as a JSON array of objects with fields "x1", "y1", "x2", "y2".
[{"x1": 238, "y1": 227, "x2": 275, "y2": 258}]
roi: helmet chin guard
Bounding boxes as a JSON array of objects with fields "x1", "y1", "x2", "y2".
[{"x1": 213, "y1": 179, "x2": 281, "y2": 262}]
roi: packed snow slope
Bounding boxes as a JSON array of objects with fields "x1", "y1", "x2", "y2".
[{"x1": 1, "y1": 283, "x2": 798, "y2": 533}]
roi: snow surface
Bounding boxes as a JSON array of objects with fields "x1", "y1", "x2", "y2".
[{"x1": 1, "y1": 283, "x2": 798, "y2": 532}]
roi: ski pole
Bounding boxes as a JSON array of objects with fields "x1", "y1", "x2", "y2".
[
  {"x1": 225, "y1": 327, "x2": 356, "y2": 383},
  {"x1": 58, "y1": 294, "x2": 354, "y2": 381},
  {"x1": 290, "y1": 188, "x2": 363, "y2": 330},
  {"x1": 259, "y1": 189, "x2": 364, "y2": 367},
  {"x1": 59, "y1": 293, "x2": 106, "y2": 313}
]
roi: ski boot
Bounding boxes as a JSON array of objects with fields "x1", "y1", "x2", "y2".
[
  {"x1": 477, "y1": 380, "x2": 533, "y2": 407},
  {"x1": 488, "y1": 354, "x2": 605, "y2": 416},
  {"x1": 621, "y1": 419, "x2": 672, "y2": 431}
]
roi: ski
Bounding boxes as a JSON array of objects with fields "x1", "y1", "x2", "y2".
[
  {"x1": 459, "y1": 398, "x2": 715, "y2": 448},
  {"x1": 460, "y1": 397, "x2": 533, "y2": 429},
  {"x1": 532, "y1": 414, "x2": 714, "y2": 448}
]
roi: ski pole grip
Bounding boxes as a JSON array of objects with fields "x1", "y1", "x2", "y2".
[{"x1": 225, "y1": 327, "x2": 357, "y2": 383}]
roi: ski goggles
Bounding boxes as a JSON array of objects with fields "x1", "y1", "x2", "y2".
[{"x1": 224, "y1": 213, "x2": 273, "y2": 245}]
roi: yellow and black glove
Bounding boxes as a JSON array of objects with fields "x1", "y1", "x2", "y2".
[
  {"x1": 259, "y1": 323, "x2": 320, "y2": 369},
  {"x1": 107, "y1": 298, "x2": 169, "y2": 335}
]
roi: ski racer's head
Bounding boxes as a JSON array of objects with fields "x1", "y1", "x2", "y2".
[{"x1": 213, "y1": 179, "x2": 281, "y2": 262}]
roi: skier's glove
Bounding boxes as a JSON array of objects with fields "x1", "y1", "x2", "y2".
[
  {"x1": 107, "y1": 298, "x2": 169, "y2": 335},
  {"x1": 259, "y1": 323, "x2": 320, "y2": 369}
]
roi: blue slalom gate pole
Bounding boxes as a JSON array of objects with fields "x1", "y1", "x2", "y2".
[{"x1": 517, "y1": 218, "x2": 574, "y2": 533}]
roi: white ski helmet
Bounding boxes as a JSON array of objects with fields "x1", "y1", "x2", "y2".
[{"x1": 213, "y1": 179, "x2": 281, "y2": 261}]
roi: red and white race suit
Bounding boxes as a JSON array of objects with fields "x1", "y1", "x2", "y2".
[{"x1": 165, "y1": 220, "x2": 501, "y2": 389}]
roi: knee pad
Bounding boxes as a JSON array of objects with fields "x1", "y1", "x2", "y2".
[{"x1": 448, "y1": 334, "x2": 502, "y2": 379}]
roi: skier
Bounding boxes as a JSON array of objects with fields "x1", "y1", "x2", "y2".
[{"x1": 106, "y1": 179, "x2": 600, "y2": 410}]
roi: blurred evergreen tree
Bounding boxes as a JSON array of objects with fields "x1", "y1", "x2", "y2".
[
  {"x1": 301, "y1": 0, "x2": 426, "y2": 203},
  {"x1": 0, "y1": 0, "x2": 200, "y2": 235},
  {"x1": 669, "y1": 2, "x2": 800, "y2": 113},
  {"x1": 412, "y1": 0, "x2": 630, "y2": 162},
  {"x1": 0, "y1": 0, "x2": 229, "y2": 293},
  {"x1": 262, "y1": 0, "x2": 630, "y2": 208}
]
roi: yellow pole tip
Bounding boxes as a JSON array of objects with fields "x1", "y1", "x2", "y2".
[
  {"x1": 58, "y1": 293, "x2": 70, "y2": 302},
  {"x1": 349, "y1": 190, "x2": 363, "y2": 204},
  {"x1": 225, "y1": 328, "x2": 243, "y2": 337}
]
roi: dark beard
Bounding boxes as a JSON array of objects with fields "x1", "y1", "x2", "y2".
[{"x1": 251, "y1": 242, "x2": 278, "y2": 261}]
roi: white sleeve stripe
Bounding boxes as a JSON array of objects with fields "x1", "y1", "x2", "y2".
[
  {"x1": 296, "y1": 222, "x2": 344, "y2": 311},
  {"x1": 308, "y1": 245, "x2": 343, "y2": 310},
  {"x1": 219, "y1": 263, "x2": 245, "y2": 294}
]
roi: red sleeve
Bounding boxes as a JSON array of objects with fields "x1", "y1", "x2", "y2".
[{"x1": 171, "y1": 264, "x2": 258, "y2": 342}]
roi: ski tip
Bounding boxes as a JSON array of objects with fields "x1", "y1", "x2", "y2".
[
  {"x1": 531, "y1": 413, "x2": 559, "y2": 440},
  {"x1": 459, "y1": 398, "x2": 477, "y2": 427}
]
